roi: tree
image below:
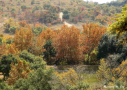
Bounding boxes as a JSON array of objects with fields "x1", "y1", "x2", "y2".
[
  {"x1": 97, "y1": 34, "x2": 127, "y2": 66},
  {"x1": 0, "y1": 54, "x2": 17, "y2": 80},
  {"x1": 52, "y1": 25, "x2": 83, "y2": 64},
  {"x1": 96, "y1": 59, "x2": 112, "y2": 85},
  {"x1": 7, "y1": 43, "x2": 20, "y2": 56},
  {"x1": 30, "y1": 33, "x2": 45, "y2": 56},
  {"x1": 0, "y1": 43, "x2": 8, "y2": 57},
  {"x1": 14, "y1": 27, "x2": 34, "y2": 51},
  {"x1": 39, "y1": 28, "x2": 56, "y2": 40},
  {"x1": 82, "y1": 23, "x2": 106, "y2": 64},
  {"x1": 6, "y1": 60, "x2": 32, "y2": 85},
  {"x1": 108, "y1": 4, "x2": 127, "y2": 44},
  {"x1": 43, "y1": 39, "x2": 56, "y2": 65},
  {"x1": 19, "y1": 50, "x2": 35, "y2": 63}
]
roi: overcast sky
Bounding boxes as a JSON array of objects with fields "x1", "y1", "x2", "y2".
[{"x1": 83, "y1": 0, "x2": 117, "y2": 4}]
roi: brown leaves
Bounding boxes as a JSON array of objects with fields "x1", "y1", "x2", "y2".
[
  {"x1": 14, "y1": 27, "x2": 34, "y2": 51},
  {"x1": 52, "y1": 25, "x2": 83, "y2": 64},
  {"x1": 6, "y1": 59, "x2": 32, "y2": 85},
  {"x1": 82, "y1": 23, "x2": 107, "y2": 54},
  {"x1": 39, "y1": 28, "x2": 57, "y2": 40}
]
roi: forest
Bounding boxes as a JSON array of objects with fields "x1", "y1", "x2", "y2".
[{"x1": 0, "y1": 0, "x2": 127, "y2": 89}]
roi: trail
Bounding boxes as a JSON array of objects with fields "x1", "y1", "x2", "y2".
[{"x1": 58, "y1": 12, "x2": 83, "y2": 31}]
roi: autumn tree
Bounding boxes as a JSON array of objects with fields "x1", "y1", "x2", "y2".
[
  {"x1": 113, "y1": 59, "x2": 127, "y2": 83},
  {"x1": 6, "y1": 59, "x2": 32, "y2": 85},
  {"x1": 82, "y1": 23, "x2": 106, "y2": 64},
  {"x1": 14, "y1": 27, "x2": 34, "y2": 51},
  {"x1": 108, "y1": 4, "x2": 127, "y2": 44},
  {"x1": 38, "y1": 28, "x2": 57, "y2": 63},
  {"x1": 30, "y1": 33, "x2": 45, "y2": 55},
  {"x1": 52, "y1": 25, "x2": 83, "y2": 64},
  {"x1": 7, "y1": 43, "x2": 20, "y2": 56},
  {"x1": 0, "y1": 43, "x2": 8, "y2": 57},
  {"x1": 39, "y1": 28, "x2": 56, "y2": 40}
]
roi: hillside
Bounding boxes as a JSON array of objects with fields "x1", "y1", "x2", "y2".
[{"x1": 0, "y1": 0, "x2": 126, "y2": 36}]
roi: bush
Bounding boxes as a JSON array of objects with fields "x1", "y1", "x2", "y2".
[
  {"x1": 31, "y1": 0, "x2": 34, "y2": 5},
  {"x1": 21, "y1": 5, "x2": 27, "y2": 11},
  {"x1": 6, "y1": 39, "x2": 13, "y2": 44},
  {"x1": 33, "y1": 26, "x2": 47, "y2": 35},
  {"x1": 9, "y1": 26, "x2": 17, "y2": 33},
  {"x1": 63, "y1": 14, "x2": 69, "y2": 19},
  {"x1": 63, "y1": 10, "x2": 68, "y2": 14}
]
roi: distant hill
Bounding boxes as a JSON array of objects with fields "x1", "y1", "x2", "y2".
[{"x1": 0, "y1": 0, "x2": 126, "y2": 27}]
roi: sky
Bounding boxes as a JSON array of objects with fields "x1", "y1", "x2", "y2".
[{"x1": 83, "y1": 0, "x2": 117, "y2": 4}]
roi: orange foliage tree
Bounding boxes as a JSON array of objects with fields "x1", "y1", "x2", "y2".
[
  {"x1": 14, "y1": 27, "x2": 34, "y2": 51},
  {"x1": 39, "y1": 28, "x2": 57, "y2": 40},
  {"x1": 52, "y1": 25, "x2": 83, "y2": 64},
  {"x1": 6, "y1": 59, "x2": 32, "y2": 85},
  {"x1": 0, "y1": 43, "x2": 8, "y2": 57},
  {"x1": 7, "y1": 43, "x2": 20, "y2": 56},
  {"x1": 30, "y1": 34, "x2": 46, "y2": 56},
  {"x1": 82, "y1": 23, "x2": 106, "y2": 63}
]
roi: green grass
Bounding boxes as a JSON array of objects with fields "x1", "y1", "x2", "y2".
[{"x1": 83, "y1": 73, "x2": 98, "y2": 84}]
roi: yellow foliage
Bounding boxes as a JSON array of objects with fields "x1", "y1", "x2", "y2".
[
  {"x1": 7, "y1": 43, "x2": 20, "y2": 56},
  {"x1": 6, "y1": 59, "x2": 33, "y2": 85},
  {"x1": 113, "y1": 60, "x2": 127, "y2": 82},
  {"x1": 55, "y1": 68, "x2": 79, "y2": 86},
  {"x1": 96, "y1": 59, "x2": 111, "y2": 81}
]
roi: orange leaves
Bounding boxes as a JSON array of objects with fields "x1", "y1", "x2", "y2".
[
  {"x1": 39, "y1": 28, "x2": 57, "y2": 40},
  {"x1": 0, "y1": 43, "x2": 8, "y2": 56},
  {"x1": 82, "y1": 23, "x2": 107, "y2": 54},
  {"x1": 31, "y1": 34, "x2": 46, "y2": 55},
  {"x1": 7, "y1": 43, "x2": 20, "y2": 56},
  {"x1": 52, "y1": 25, "x2": 83, "y2": 64},
  {"x1": 14, "y1": 27, "x2": 34, "y2": 51},
  {"x1": 18, "y1": 21, "x2": 30, "y2": 28},
  {"x1": 6, "y1": 59, "x2": 32, "y2": 85}
]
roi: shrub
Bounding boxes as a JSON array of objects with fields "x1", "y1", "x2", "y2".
[
  {"x1": 31, "y1": 0, "x2": 34, "y2": 5},
  {"x1": 21, "y1": 5, "x2": 27, "y2": 11},
  {"x1": 9, "y1": 26, "x2": 17, "y2": 33}
]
